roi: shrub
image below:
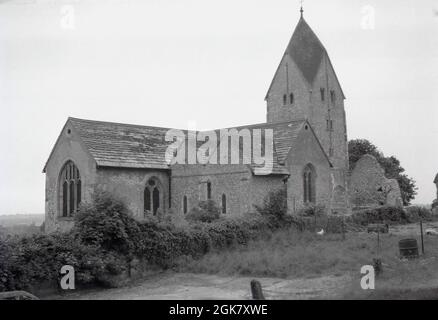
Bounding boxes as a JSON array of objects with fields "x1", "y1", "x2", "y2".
[
  {"x1": 73, "y1": 191, "x2": 141, "y2": 258},
  {"x1": 186, "y1": 200, "x2": 221, "y2": 223},
  {"x1": 0, "y1": 232, "x2": 112, "y2": 292},
  {"x1": 254, "y1": 187, "x2": 287, "y2": 220},
  {"x1": 351, "y1": 206, "x2": 407, "y2": 225},
  {"x1": 0, "y1": 190, "x2": 299, "y2": 293},
  {"x1": 297, "y1": 203, "x2": 326, "y2": 217},
  {"x1": 405, "y1": 205, "x2": 432, "y2": 223}
]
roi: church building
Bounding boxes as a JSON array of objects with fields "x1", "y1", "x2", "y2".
[{"x1": 44, "y1": 11, "x2": 352, "y2": 233}]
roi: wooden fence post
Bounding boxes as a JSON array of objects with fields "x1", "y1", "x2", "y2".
[{"x1": 250, "y1": 280, "x2": 265, "y2": 300}]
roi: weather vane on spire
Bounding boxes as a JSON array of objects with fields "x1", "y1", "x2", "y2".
[{"x1": 300, "y1": 0, "x2": 304, "y2": 17}]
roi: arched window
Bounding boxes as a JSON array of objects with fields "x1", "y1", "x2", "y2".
[
  {"x1": 221, "y1": 194, "x2": 226, "y2": 214},
  {"x1": 59, "y1": 161, "x2": 81, "y2": 217},
  {"x1": 144, "y1": 178, "x2": 161, "y2": 216},
  {"x1": 289, "y1": 93, "x2": 294, "y2": 104},
  {"x1": 153, "y1": 188, "x2": 160, "y2": 214},
  {"x1": 207, "y1": 181, "x2": 212, "y2": 200},
  {"x1": 144, "y1": 188, "x2": 151, "y2": 212},
  {"x1": 283, "y1": 94, "x2": 287, "y2": 105},
  {"x1": 183, "y1": 196, "x2": 188, "y2": 214},
  {"x1": 303, "y1": 164, "x2": 316, "y2": 204},
  {"x1": 320, "y1": 88, "x2": 325, "y2": 101}
]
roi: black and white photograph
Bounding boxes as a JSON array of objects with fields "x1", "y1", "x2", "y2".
[{"x1": 1, "y1": 0, "x2": 438, "y2": 307}]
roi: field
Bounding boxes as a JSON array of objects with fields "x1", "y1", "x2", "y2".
[{"x1": 172, "y1": 221, "x2": 438, "y2": 299}]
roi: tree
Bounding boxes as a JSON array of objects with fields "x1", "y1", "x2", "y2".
[{"x1": 348, "y1": 139, "x2": 417, "y2": 205}]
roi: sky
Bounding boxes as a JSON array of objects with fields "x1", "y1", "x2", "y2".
[{"x1": 0, "y1": 0, "x2": 437, "y2": 214}]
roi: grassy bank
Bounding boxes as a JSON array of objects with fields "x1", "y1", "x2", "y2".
[{"x1": 174, "y1": 223, "x2": 438, "y2": 299}]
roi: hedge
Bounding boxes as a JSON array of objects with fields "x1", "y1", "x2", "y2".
[
  {"x1": 0, "y1": 191, "x2": 296, "y2": 292},
  {"x1": 351, "y1": 205, "x2": 433, "y2": 226}
]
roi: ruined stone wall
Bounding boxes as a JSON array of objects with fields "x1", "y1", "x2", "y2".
[
  {"x1": 348, "y1": 154, "x2": 403, "y2": 208},
  {"x1": 432, "y1": 174, "x2": 438, "y2": 215}
]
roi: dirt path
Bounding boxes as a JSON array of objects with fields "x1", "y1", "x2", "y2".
[{"x1": 47, "y1": 272, "x2": 352, "y2": 300}]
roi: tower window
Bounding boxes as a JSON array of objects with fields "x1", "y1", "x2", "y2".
[
  {"x1": 320, "y1": 88, "x2": 325, "y2": 101},
  {"x1": 326, "y1": 119, "x2": 334, "y2": 131},
  {"x1": 283, "y1": 94, "x2": 287, "y2": 106},
  {"x1": 289, "y1": 93, "x2": 294, "y2": 104},
  {"x1": 330, "y1": 90, "x2": 336, "y2": 103}
]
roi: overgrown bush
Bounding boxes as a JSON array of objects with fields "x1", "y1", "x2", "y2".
[
  {"x1": 0, "y1": 232, "x2": 109, "y2": 292},
  {"x1": 186, "y1": 200, "x2": 221, "y2": 223},
  {"x1": 351, "y1": 206, "x2": 407, "y2": 225},
  {"x1": 0, "y1": 190, "x2": 297, "y2": 293},
  {"x1": 405, "y1": 205, "x2": 433, "y2": 223},
  {"x1": 73, "y1": 191, "x2": 142, "y2": 258},
  {"x1": 254, "y1": 187, "x2": 287, "y2": 220},
  {"x1": 297, "y1": 203, "x2": 326, "y2": 217}
]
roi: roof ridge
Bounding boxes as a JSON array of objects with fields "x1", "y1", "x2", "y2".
[
  {"x1": 68, "y1": 117, "x2": 306, "y2": 134},
  {"x1": 68, "y1": 117, "x2": 179, "y2": 131},
  {"x1": 206, "y1": 118, "x2": 307, "y2": 132}
]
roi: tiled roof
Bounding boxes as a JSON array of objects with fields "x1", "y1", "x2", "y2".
[
  {"x1": 46, "y1": 117, "x2": 313, "y2": 175},
  {"x1": 265, "y1": 17, "x2": 345, "y2": 100},
  {"x1": 286, "y1": 17, "x2": 325, "y2": 85},
  {"x1": 218, "y1": 120, "x2": 307, "y2": 175},
  {"x1": 69, "y1": 117, "x2": 174, "y2": 169}
]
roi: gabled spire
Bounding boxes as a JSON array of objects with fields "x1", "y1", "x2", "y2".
[
  {"x1": 285, "y1": 17, "x2": 325, "y2": 85},
  {"x1": 265, "y1": 14, "x2": 346, "y2": 100}
]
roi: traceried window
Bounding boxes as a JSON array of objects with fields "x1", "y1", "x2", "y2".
[
  {"x1": 144, "y1": 178, "x2": 161, "y2": 215},
  {"x1": 303, "y1": 164, "x2": 316, "y2": 204},
  {"x1": 59, "y1": 161, "x2": 81, "y2": 217}
]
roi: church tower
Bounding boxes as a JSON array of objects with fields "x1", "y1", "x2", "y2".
[{"x1": 265, "y1": 9, "x2": 348, "y2": 173}]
